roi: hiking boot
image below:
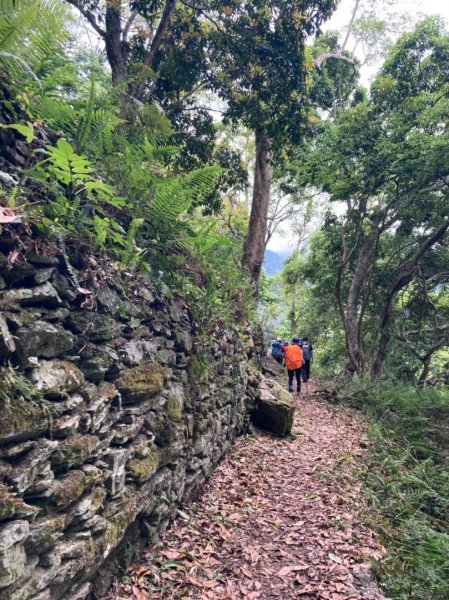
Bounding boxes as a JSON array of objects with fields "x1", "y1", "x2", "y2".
[{"x1": 288, "y1": 386, "x2": 293, "y2": 393}]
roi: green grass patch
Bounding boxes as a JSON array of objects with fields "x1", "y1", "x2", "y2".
[{"x1": 342, "y1": 379, "x2": 449, "y2": 599}]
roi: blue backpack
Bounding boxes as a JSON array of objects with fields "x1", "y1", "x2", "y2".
[
  {"x1": 272, "y1": 342, "x2": 282, "y2": 358},
  {"x1": 302, "y1": 343, "x2": 310, "y2": 361}
]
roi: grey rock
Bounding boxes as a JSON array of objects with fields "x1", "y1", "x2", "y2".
[
  {"x1": 119, "y1": 339, "x2": 157, "y2": 367},
  {"x1": 66, "y1": 312, "x2": 124, "y2": 342},
  {"x1": 25, "y1": 516, "x2": 65, "y2": 554},
  {"x1": 51, "y1": 435, "x2": 99, "y2": 472},
  {"x1": 0, "y1": 483, "x2": 39, "y2": 522},
  {"x1": 0, "y1": 315, "x2": 15, "y2": 357},
  {"x1": 50, "y1": 393, "x2": 85, "y2": 418},
  {"x1": 16, "y1": 321, "x2": 75, "y2": 358},
  {"x1": 7, "y1": 440, "x2": 58, "y2": 493},
  {"x1": 113, "y1": 416, "x2": 145, "y2": 445},
  {"x1": 27, "y1": 252, "x2": 59, "y2": 267},
  {"x1": 174, "y1": 329, "x2": 193, "y2": 353},
  {"x1": 2, "y1": 282, "x2": 61, "y2": 307},
  {"x1": 29, "y1": 360, "x2": 85, "y2": 397},
  {"x1": 52, "y1": 414, "x2": 81, "y2": 438},
  {"x1": 0, "y1": 170, "x2": 17, "y2": 186},
  {"x1": 0, "y1": 520, "x2": 29, "y2": 588},
  {"x1": 0, "y1": 440, "x2": 35, "y2": 459},
  {"x1": 67, "y1": 487, "x2": 106, "y2": 526},
  {"x1": 87, "y1": 382, "x2": 117, "y2": 432},
  {"x1": 33, "y1": 268, "x2": 55, "y2": 285},
  {"x1": 0, "y1": 260, "x2": 36, "y2": 286},
  {"x1": 80, "y1": 345, "x2": 119, "y2": 382},
  {"x1": 64, "y1": 582, "x2": 91, "y2": 600},
  {"x1": 157, "y1": 349, "x2": 176, "y2": 366},
  {"x1": 122, "y1": 300, "x2": 144, "y2": 319},
  {"x1": 52, "y1": 272, "x2": 77, "y2": 301},
  {"x1": 104, "y1": 448, "x2": 129, "y2": 496},
  {"x1": 252, "y1": 378, "x2": 294, "y2": 437},
  {"x1": 170, "y1": 300, "x2": 185, "y2": 323},
  {"x1": 96, "y1": 286, "x2": 123, "y2": 316}
]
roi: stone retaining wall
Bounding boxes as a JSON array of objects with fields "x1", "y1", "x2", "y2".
[{"x1": 0, "y1": 237, "x2": 258, "y2": 600}]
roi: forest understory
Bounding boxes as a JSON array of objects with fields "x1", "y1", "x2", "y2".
[{"x1": 109, "y1": 381, "x2": 387, "y2": 600}]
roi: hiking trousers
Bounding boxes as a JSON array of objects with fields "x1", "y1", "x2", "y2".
[
  {"x1": 288, "y1": 367, "x2": 301, "y2": 392},
  {"x1": 302, "y1": 360, "x2": 311, "y2": 381}
]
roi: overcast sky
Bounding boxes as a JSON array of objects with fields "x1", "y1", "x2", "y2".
[{"x1": 267, "y1": 0, "x2": 449, "y2": 254}]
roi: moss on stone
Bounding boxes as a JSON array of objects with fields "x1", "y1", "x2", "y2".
[
  {"x1": 154, "y1": 414, "x2": 177, "y2": 446},
  {"x1": 51, "y1": 434, "x2": 98, "y2": 470},
  {"x1": 52, "y1": 470, "x2": 87, "y2": 508},
  {"x1": 0, "y1": 398, "x2": 49, "y2": 445},
  {"x1": 127, "y1": 453, "x2": 159, "y2": 484},
  {"x1": 165, "y1": 394, "x2": 183, "y2": 421},
  {"x1": 0, "y1": 367, "x2": 50, "y2": 444},
  {"x1": 0, "y1": 484, "x2": 38, "y2": 520},
  {"x1": 117, "y1": 362, "x2": 164, "y2": 404}
]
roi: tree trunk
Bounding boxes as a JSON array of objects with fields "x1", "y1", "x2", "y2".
[
  {"x1": 342, "y1": 225, "x2": 379, "y2": 374},
  {"x1": 290, "y1": 288, "x2": 297, "y2": 336},
  {"x1": 418, "y1": 356, "x2": 432, "y2": 386},
  {"x1": 372, "y1": 218, "x2": 449, "y2": 379},
  {"x1": 105, "y1": 2, "x2": 128, "y2": 87},
  {"x1": 242, "y1": 127, "x2": 272, "y2": 295}
]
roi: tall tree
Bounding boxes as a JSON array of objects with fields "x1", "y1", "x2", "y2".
[
  {"x1": 203, "y1": 0, "x2": 338, "y2": 293},
  {"x1": 294, "y1": 17, "x2": 449, "y2": 377},
  {"x1": 64, "y1": 0, "x2": 178, "y2": 98}
]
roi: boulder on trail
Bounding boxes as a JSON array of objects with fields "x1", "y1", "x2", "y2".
[
  {"x1": 252, "y1": 376, "x2": 294, "y2": 436},
  {"x1": 260, "y1": 355, "x2": 285, "y2": 378}
]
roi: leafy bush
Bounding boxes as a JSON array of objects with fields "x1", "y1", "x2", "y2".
[{"x1": 344, "y1": 379, "x2": 449, "y2": 599}]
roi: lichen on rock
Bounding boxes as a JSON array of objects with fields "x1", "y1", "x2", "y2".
[{"x1": 116, "y1": 362, "x2": 164, "y2": 404}]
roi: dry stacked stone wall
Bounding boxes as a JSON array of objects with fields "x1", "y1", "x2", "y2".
[{"x1": 0, "y1": 237, "x2": 259, "y2": 600}]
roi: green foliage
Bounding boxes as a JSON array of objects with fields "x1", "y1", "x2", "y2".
[
  {"x1": 207, "y1": 0, "x2": 339, "y2": 154},
  {"x1": 32, "y1": 139, "x2": 130, "y2": 250},
  {"x1": 343, "y1": 379, "x2": 449, "y2": 599},
  {"x1": 0, "y1": 120, "x2": 33, "y2": 141},
  {"x1": 0, "y1": 0, "x2": 69, "y2": 85}
]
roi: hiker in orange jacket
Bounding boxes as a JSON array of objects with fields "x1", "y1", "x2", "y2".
[{"x1": 282, "y1": 337, "x2": 303, "y2": 394}]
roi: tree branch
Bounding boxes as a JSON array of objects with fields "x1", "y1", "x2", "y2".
[
  {"x1": 123, "y1": 10, "x2": 137, "y2": 40},
  {"x1": 145, "y1": 0, "x2": 177, "y2": 67},
  {"x1": 65, "y1": 0, "x2": 106, "y2": 38},
  {"x1": 314, "y1": 52, "x2": 356, "y2": 71}
]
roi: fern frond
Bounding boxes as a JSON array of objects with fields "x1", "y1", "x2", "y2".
[
  {"x1": 0, "y1": 0, "x2": 69, "y2": 82},
  {"x1": 75, "y1": 74, "x2": 95, "y2": 151},
  {"x1": 149, "y1": 165, "x2": 223, "y2": 233}
]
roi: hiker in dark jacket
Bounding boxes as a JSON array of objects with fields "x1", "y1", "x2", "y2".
[
  {"x1": 301, "y1": 336, "x2": 313, "y2": 382},
  {"x1": 271, "y1": 339, "x2": 283, "y2": 365}
]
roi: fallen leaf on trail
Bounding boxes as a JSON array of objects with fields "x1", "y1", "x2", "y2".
[
  {"x1": 329, "y1": 553, "x2": 343, "y2": 564},
  {"x1": 0, "y1": 207, "x2": 21, "y2": 223},
  {"x1": 277, "y1": 564, "x2": 309, "y2": 577},
  {"x1": 228, "y1": 512, "x2": 243, "y2": 521},
  {"x1": 110, "y1": 381, "x2": 386, "y2": 600},
  {"x1": 129, "y1": 565, "x2": 153, "y2": 576},
  {"x1": 76, "y1": 287, "x2": 93, "y2": 295},
  {"x1": 132, "y1": 585, "x2": 148, "y2": 600},
  {"x1": 177, "y1": 509, "x2": 190, "y2": 520}
]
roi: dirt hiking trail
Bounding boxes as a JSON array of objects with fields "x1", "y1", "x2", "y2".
[{"x1": 109, "y1": 381, "x2": 387, "y2": 600}]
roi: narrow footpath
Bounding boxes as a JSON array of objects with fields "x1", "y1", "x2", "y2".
[{"x1": 109, "y1": 383, "x2": 387, "y2": 600}]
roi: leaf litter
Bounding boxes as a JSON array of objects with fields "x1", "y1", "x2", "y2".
[{"x1": 108, "y1": 381, "x2": 388, "y2": 600}]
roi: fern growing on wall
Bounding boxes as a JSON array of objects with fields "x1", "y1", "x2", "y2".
[{"x1": 0, "y1": 0, "x2": 69, "y2": 84}]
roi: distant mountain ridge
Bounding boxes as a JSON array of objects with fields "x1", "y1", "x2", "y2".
[{"x1": 263, "y1": 249, "x2": 290, "y2": 276}]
